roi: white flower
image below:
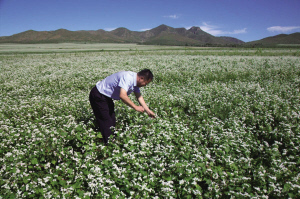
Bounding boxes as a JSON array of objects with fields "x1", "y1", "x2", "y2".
[
  {"x1": 179, "y1": 179, "x2": 185, "y2": 185},
  {"x1": 5, "y1": 152, "x2": 13, "y2": 157},
  {"x1": 254, "y1": 187, "x2": 260, "y2": 192}
]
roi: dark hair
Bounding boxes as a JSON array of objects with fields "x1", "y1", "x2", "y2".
[{"x1": 137, "y1": 69, "x2": 153, "y2": 81}]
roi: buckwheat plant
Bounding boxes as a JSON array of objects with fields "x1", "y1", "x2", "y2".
[{"x1": 1, "y1": 47, "x2": 299, "y2": 198}]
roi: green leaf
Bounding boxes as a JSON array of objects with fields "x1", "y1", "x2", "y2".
[
  {"x1": 51, "y1": 180, "x2": 57, "y2": 186},
  {"x1": 73, "y1": 182, "x2": 81, "y2": 189},
  {"x1": 284, "y1": 183, "x2": 291, "y2": 192},
  {"x1": 31, "y1": 158, "x2": 38, "y2": 165},
  {"x1": 83, "y1": 169, "x2": 89, "y2": 175}
]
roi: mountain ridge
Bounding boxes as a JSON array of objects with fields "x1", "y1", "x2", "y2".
[
  {"x1": 0, "y1": 24, "x2": 244, "y2": 45},
  {"x1": 1, "y1": 24, "x2": 299, "y2": 46},
  {"x1": 248, "y1": 32, "x2": 300, "y2": 45}
]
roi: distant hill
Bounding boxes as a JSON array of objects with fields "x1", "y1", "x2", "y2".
[
  {"x1": 218, "y1": 36, "x2": 244, "y2": 44},
  {"x1": 1, "y1": 24, "x2": 299, "y2": 46},
  {"x1": 0, "y1": 24, "x2": 244, "y2": 46},
  {"x1": 248, "y1": 32, "x2": 300, "y2": 45}
]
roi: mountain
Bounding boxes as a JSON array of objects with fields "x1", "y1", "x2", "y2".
[
  {"x1": 141, "y1": 25, "x2": 231, "y2": 45},
  {"x1": 2, "y1": 25, "x2": 299, "y2": 46},
  {"x1": 248, "y1": 32, "x2": 300, "y2": 45},
  {"x1": 0, "y1": 28, "x2": 124, "y2": 43},
  {"x1": 218, "y1": 36, "x2": 244, "y2": 44},
  {"x1": 0, "y1": 24, "x2": 246, "y2": 46}
]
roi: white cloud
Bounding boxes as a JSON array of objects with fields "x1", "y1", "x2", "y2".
[
  {"x1": 200, "y1": 22, "x2": 223, "y2": 35},
  {"x1": 164, "y1": 14, "x2": 179, "y2": 19},
  {"x1": 140, "y1": 28, "x2": 151, "y2": 31},
  {"x1": 267, "y1": 26, "x2": 300, "y2": 33},
  {"x1": 199, "y1": 22, "x2": 247, "y2": 35},
  {"x1": 104, "y1": 28, "x2": 117, "y2": 31},
  {"x1": 232, "y1": 28, "x2": 247, "y2": 34}
]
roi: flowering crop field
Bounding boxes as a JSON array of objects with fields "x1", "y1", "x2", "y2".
[{"x1": 1, "y1": 46, "x2": 300, "y2": 198}]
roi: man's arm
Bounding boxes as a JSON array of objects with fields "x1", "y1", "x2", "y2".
[
  {"x1": 134, "y1": 92, "x2": 156, "y2": 118},
  {"x1": 120, "y1": 88, "x2": 144, "y2": 112}
]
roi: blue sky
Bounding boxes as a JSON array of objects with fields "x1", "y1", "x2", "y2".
[{"x1": 0, "y1": 0, "x2": 299, "y2": 42}]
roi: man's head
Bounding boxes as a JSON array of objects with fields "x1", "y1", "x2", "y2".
[{"x1": 137, "y1": 69, "x2": 153, "y2": 87}]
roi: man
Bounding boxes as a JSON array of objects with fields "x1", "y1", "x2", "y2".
[{"x1": 89, "y1": 69, "x2": 155, "y2": 144}]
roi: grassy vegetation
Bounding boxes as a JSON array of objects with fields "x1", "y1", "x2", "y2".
[
  {"x1": 0, "y1": 43, "x2": 188, "y2": 54},
  {"x1": 0, "y1": 43, "x2": 299, "y2": 56},
  {"x1": 0, "y1": 45, "x2": 299, "y2": 198}
]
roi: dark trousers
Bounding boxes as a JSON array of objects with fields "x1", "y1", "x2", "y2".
[{"x1": 89, "y1": 86, "x2": 116, "y2": 144}]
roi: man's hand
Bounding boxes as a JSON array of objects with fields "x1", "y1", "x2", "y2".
[
  {"x1": 146, "y1": 110, "x2": 156, "y2": 118},
  {"x1": 135, "y1": 106, "x2": 145, "y2": 113},
  {"x1": 134, "y1": 92, "x2": 156, "y2": 118}
]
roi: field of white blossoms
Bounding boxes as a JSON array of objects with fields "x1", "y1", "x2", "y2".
[{"x1": 1, "y1": 45, "x2": 300, "y2": 198}]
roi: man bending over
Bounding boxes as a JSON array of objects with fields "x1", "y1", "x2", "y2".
[{"x1": 89, "y1": 69, "x2": 155, "y2": 144}]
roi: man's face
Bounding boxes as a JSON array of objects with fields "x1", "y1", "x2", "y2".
[{"x1": 137, "y1": 77, "x2": 152, "y2": 87}]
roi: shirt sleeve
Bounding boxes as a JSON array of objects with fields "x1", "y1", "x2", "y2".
[{"x1": 118, "y1": 73, "x2": 131, "y2": 91}]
